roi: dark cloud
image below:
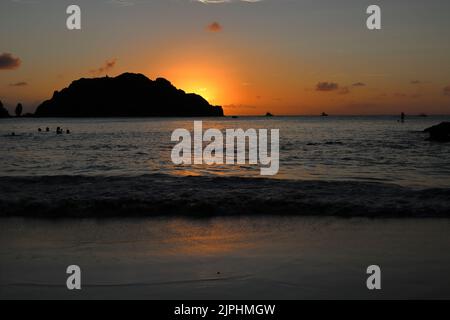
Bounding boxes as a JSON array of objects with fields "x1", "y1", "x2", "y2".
[
  {"x1": 9, "y1": 81, "x2": 28, "y2": 87},
  {"x1": 444, "y1": 86, "x2": 450, "y2": 96},
  {"x1": 206, "y1": 22, "x2": 222, "y2": 32},
  {"x1": 410, "y1": 80, "x2": 421, "y2": 85},
  {"x1": 316, "y1": 82, "x2": 339, "y2": 92},
  {"x1": 89, "y1": 59, "x2": 117, "y2": 74},
  {"x1": 0, "y1": 53, "x2": 21, "y2": 70},
  {"x1": 352, "y1": 82, "x2": 366, "y2": 87}
]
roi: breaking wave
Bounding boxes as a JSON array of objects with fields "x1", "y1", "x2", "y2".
[{"x1": 0, "y1": 174, "x2": 449, "y2": 218}]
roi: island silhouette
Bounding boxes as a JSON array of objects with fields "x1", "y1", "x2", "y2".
[
  {"x1": 0, "y1": 100, "x2": 10, "y2": 118},
  {"x1": 34, "y1": 73, "x2": 224, "y2": 117}
]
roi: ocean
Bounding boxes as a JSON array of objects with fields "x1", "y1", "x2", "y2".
[
  {"x1": 1, "y1": 116, "x2": 450, "y2": 299},
  {"x1": 1, "y1": 116, "x2": 450, "y2": 188}
]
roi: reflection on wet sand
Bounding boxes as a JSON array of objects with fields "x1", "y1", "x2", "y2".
[
  {"x1": 1, "y1": 217, "x2": 450, "y2": 299},
  {"x1": 160, "y1": 219, "x2": 258, "y2": 255}
]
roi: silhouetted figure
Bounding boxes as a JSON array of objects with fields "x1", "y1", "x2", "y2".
[
  {"x1": 11, "y1": 132, "x2": 15, "y2": 136},
  {"x1": 38, "y1": 128, "x2": 42, "y2": 132},
  {"x1": 15, "y1": 103, "x2": 23, "y2": 117},
  {"x1": 266, "y1": 112, "x2": 274, "y2": 117},
  {"x1": 56, "y1": 127, "x2": 63, "y2": 134},
  {"x1": 46, "y1": 127, "x2": 50, "y2": 132},
  {"x1": 0, "y1": 100, "x2": 10, "y2": 118},
  {"x1": 321, "y1": 112, "x2": 329, "y2": 117},
  {"x1": 401, "y1": 112, "x2": 405, "y2": 123},
  {"x1": 66, "y1": 129, "x2": 71, "y2": 134}
]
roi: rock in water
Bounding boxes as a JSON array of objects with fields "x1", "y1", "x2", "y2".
[
  {"x1": 424, "y1": 122, "x2": 450, "y2": 142},
  {"x1": 34, "y1": 73, "x2": 224, "y2": 117}
]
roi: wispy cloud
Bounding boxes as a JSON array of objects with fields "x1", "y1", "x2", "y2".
[
  {"x1": 9, "y1": 81, "x2": 28, "y2": 87},
  {"x1": 316, "y1": 82, "x2": 339, "y2": 92},
  {"x1": 11, "y1": 0, "x2": 40, "y2": 4},
  {"x1": 196, "y1": 0, "x2": 263, "y2": 4},
  {"x1": 89, "y1": 59, "x2": 117, "y2": 75},
  {"x1": 0, "y1": 53, "x2": 21, "y2": 70},
  {"x1": 107, "y1": 0, "x2": 135, "y2": 7}
]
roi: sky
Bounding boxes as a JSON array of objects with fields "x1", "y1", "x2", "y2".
[{"x1": 1, "y1": 0, "x2": 450, "y2": 115}]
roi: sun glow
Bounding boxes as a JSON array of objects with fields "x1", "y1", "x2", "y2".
[
  {"x1": 154, "y1": 56, "x2": 241, "y2": 107},
  {"x1": 188, "y1": 87, "x2": 214, "y2": 103}
]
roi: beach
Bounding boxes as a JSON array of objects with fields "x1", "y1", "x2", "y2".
[
  {"x1": 1, "y1": 116, "x2": 450, "y2": 299},
  {"x1": 3, "y1": 0, "x2": 450, "y2": 303},
  {"x1": 1, "y1": 216, "x2": 450, "y2": 300}
]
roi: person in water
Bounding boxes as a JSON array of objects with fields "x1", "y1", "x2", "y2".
[
  {"x1": 46, "y1": 127, "x2": 50, "y2": 132},
  {"x1": 56, "y1": 127, "x2": 63, "y2": 134},
  {"x1": 66, "y1": 129, "x2": 70, "y2": 134},
  {"x1": 401, "y1": 112, "x2": 405, "y2": 122}
]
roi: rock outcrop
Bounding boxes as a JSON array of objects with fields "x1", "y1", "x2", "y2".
[
  {"x1": 0, "y1": 100, "x2": 10, "y2": 118},
  {"x1": 424, "y1": 122, "x2": 450, "y2": 142},
  {"x1": 34, "y1": 73, "x2": 224, "y2": 117}
]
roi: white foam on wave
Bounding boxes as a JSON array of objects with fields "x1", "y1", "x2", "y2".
[{"x1": 0, "y1": 174, "x2": 449, "y2": 217}]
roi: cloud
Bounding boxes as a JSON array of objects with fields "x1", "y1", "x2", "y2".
[
  {"x1": 444, "y1": 86, "x2": 450, "y2": 96},
  {"x1": 316, "y1": 82, "x2": 339, "y2": 92},
  {"x1": 197, "y1": 0, "x2": 263, "y2": 3},
  {"x1": 206, "y1": 22, "x2": 223, "y2": 32},
  {"x1": 352, "y1": 82, "x2": 366, "y2": 87},
  {"x1": 410, "y1": 80, "x2": 422, "y2": 85},
  {"x1": 9, "y1": 81, "x2": 28, "y2": 87},
  {"x1": 89, "y1": 59, "x2": 117, "y2": 75},
  {"x1": 11, "y1": 0, "x2": 39, "y2": 3},
  {"x1": 0, "y1": 53, "x2": 21, "y2": 70},
  {"x1": 108, "y1": 0, "x2": 135, "y2": 7}
]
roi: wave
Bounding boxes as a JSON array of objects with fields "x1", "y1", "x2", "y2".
[{"x1": 0, "y1": 174, "x2": 449, "y2": 218}]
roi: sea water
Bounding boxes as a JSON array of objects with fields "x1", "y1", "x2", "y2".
[{"x1": 1, "y1": 115, "x2": 450, "y2": 188}]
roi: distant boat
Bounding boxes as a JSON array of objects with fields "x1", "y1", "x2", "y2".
[
  {"x1": 231, "y1": 116, "x2": 239, "y2": 119},
  {"x1": 321, "y1": 112, "x2": 329, "y2": 117},
  {"x1": 266, "y1": 112, "x2": 274, "y2": 117},
  {"x1": 418, "y1": 113, "x2": 428, "y2": 117}
]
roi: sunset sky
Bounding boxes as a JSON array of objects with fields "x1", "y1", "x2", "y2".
[{"x1": 1, "y1": 0, "x2": 450, "y2": 115}]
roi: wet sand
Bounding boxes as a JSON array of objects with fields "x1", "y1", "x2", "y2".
[{"x1": 1, "y1": 216, "x2": 450, "y2": 300}]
